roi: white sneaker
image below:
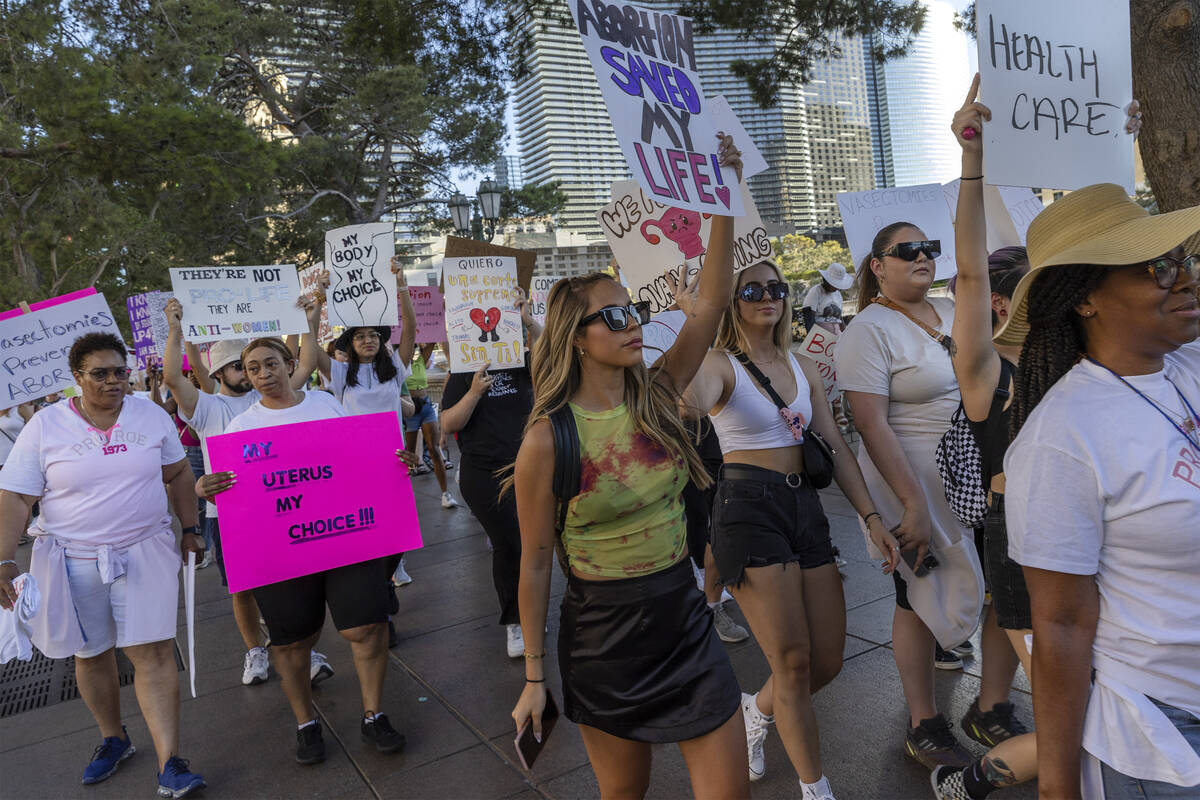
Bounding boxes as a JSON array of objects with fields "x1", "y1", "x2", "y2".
[
  {"x1": 801, "y1": 775, "x2": 836, "y2": 800},
  {"x1": 198, "y1": 550, "x2": 215, "y2": 569},
  {"x1": 506, "y1": 624, "x2": 524, "y2": 658},
  {"x1": 441, "y1": 491, "x2": 458, "y2": 509},
  {"x1": 392, "y1": 558, "x2": 412, "y2": 587},
  {"x1": 242, "y1": 646, "x2": 269, "y2": 686},
  {"x1": 742, "y1": 691, "x2": 772, "y2": 782},
  {"x1": 310, "y1": 650, "x2": 334, "y2": 685}
]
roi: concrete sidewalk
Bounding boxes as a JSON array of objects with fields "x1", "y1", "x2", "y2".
[{"x1": 0, "y1": 462, "x2": 1036, "y2": 799}]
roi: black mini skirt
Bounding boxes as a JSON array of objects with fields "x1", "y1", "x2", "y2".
[{"x1": 556, "y1": 558, "x2": 741, "y2": 743}]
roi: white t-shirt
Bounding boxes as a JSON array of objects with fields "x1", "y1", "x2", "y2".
[
  {"x1": 0, "y1": 411, "x2": 25, "y2": 465},
  {"x1": 329, "y1": 351, "x2": 411, "y2": 423},
  {"x1": 0, "y1": 396, "x2": 185, "y2": 550},
  {"x1": 180, "y1": 390, "x2": 259, "y2": 519},
  {"x1": 1005, "y1": 343, "x2": 1200, "y2": 723},
  {"x1": 802, "y1": 285, "x2": 844, "y2": 323},
  {"x1": 224, "y1": 390, "x2": 346, "y2": 435}
]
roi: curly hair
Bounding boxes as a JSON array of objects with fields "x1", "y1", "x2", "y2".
[
  {"x1": 1010, "y1": 265, "x2": 1109, "y2": 438},
  {"x1": 68, "y1": 333, "x2": 127, "y2": 374}
]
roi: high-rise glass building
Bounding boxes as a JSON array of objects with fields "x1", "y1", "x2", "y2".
[
  {"x1": 864, "y1": 0, "x2": 973, "y2": 187},
  {"x1": 494, "y1": 155, "x2": 526, "y2": 191}
]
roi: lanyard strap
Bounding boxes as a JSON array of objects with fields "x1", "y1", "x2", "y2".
[
  {"x1": 870, "y1": 296, "x2": 957, "y2": 357},
  {"x1": 1085, "y1": 357, "x2": 1200, "y2": 453}
]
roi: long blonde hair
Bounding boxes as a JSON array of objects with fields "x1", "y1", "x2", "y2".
[
  {"x1": 713, "y1": 260, "x2": 793, "y2": 356},
  {"x1": 501, "y1": 273, "x2": 711, "y2": 493}
]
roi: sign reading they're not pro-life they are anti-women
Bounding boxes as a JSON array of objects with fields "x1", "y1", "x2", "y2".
[
  {"x1": 169, "y1": 265, "x2": 309, "y2": 343},
  {"x1": 205, "y1": 412, "x2": 422, "y2": 593}
]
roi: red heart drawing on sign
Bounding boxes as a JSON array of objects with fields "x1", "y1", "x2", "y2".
[
  {"x1": 715, "y1": 185, "x2": 731, "y2": 208},
  {"x1": 469, "y1": 307, "x2": 502, "y2": 333},
  {"x1": 469, "y1": 308, "x2": 486, "y2": 330}
]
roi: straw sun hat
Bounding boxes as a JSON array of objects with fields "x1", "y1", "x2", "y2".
[{"x1": 994, "y1": 183, "x2": 1200, "y2": 347}]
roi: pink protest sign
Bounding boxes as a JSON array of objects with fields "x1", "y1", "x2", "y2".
[
  {"x1": 0, "y1": 287, "x2": 97, "y2": 321},
  {"x1": 205, "y1": 412, "x2": 422, "y2": 592},
  {"x1": 392, "y1": 286, "x2": 445, "y2": 345}
]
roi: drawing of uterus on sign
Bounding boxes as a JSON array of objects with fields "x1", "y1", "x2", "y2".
[{"x1": 640, "y1": 207, "x2": 711, "y2": 260}]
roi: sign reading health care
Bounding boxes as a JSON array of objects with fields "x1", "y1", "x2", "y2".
[
  {"x1": 837, "y1": 184, "x2": 958, "y2": 281},
  {"x1": 600, "y1": 179, "x2": 772, "y2": 314},
  {"x1": 977, "y1": 0, "x2": 1134, "y2": 192},
  {"x1": 205, "y1": 412, "x2": 421, "y2": 593},
  {"x1": 569, "y1": 1, "x2": 744, "y2": 217},
  {"x1": 169, "y1": 265, "x2": 309, "y2": 343},
  {"x1": 0, "y1": 291, "x2": 123, "y2": 409},
  {"x1": 443, "y1": 255, "x2": 523, "y2": 373},
  {"x1": 324, "y1": 223, "x2": 397, "y2": 329}
]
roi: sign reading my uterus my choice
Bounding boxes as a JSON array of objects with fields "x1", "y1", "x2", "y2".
[
  {"x1": 569, "y1": 1, "x2": 744, "y2": 217},
  {"x1": 324, "y1": 223, "x2": 398, "y2": 328},
  {"x1": 443, "y1": 255, "x2": 523, "y2": 373}
]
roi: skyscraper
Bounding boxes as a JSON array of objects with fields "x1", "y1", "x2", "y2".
[{"x1": 494, "y1": 155, "x2": 526, "y2": 191}]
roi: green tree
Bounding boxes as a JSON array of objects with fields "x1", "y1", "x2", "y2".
[
  {"x1": 498, "y1": 180, "x2": 569, "y2": 225},
  {"x1": 772, "y1": 234, "x2": 854, "y2": 286}
]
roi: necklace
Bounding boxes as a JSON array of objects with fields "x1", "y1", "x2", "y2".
[
  {"x1": 1085, "y1": 357, "x2": 1200, "y2": 452},
  {"x1": 76, "y1": 396, "x2": 122, "y2": 444}
]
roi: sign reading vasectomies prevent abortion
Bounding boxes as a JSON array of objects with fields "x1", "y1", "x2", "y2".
[
  {"x1": 569, "y1": 1, "x2": 744, "y2": 217},
  {"x1": 977, "y1": 0, "x2": 1135, "y2": 192},
  {"x1": 169, "y1": 265, "x2": 309, "y2": 343},
  {"x1": 837, "y1": 184, "x2": 958, "y2": 281},
  {"x1": 324, "y1": 223, "x2": 398, "y2": 329}
]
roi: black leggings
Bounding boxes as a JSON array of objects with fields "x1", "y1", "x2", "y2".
[{"x1": 458, "y1": 460, "x2": 521, "y2": 626}]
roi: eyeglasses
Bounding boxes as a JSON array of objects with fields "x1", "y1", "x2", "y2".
[
  {"x1": 877, "y1": 240, "x2": 942, "y2": 262},
  {"x1": 79, "y1": 367, "x2": 131, "y2": 381},
  {"x1": 738, "y1": 281, "x2": 790, "y2": 302},
  {"x1": 1143, "y1": 253, "x2": 1199, "y2": 289},
  {"x1": 352, "y1": 331, "x2": 381, "y2": 342},
  {"x1": 579, "y1": 302, "x2": 651, "y2": 331}
]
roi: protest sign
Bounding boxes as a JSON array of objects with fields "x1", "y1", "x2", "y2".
[
  {"x1": 205, "y1": 412, "x2": 421, "y2": 593},
  {"x1": 0, "y1": 287, "x2": 96, "y2": 321},
  {"x1": 393, "y1": 286, "x2": 446, "y2": 345},
  {"x1": 568, "y1": 1, "x2": 744, "y2": 217},
  {"x1": 169, "y1": 265, "x2": 309, "y2": 343},
  {"x1": 977, "y1": 0, "x2": 1135, "y2": 192},
  {"x1": 837, "y1": 184, "x2": 958, "y2": 281},
  {"x1": 324, "y1": 223, "x2": 397, "y2": 328},
  {"x1": 710, "y1": 96, "x2": 768, "y2": 179},
  {"x1": 943, "y1": 180, "x2": 1045, "y2": 250},
  {"x1": 1, "y1": 292, "x2": 123, "y2": 409},
  {"x1": 600, "y1": 179, "x2": 773, "y2": 314},
  {"x1": 443, "y1": 255, "x2": 523, "y2": 373},
  {"x1": 640, "y1": 309, "x2": 686, "y2": 367},
  {"x1": 443, "y1": 237, "x2": 534, "y2": 294},
  {"x1": 297, "y1": 264, "x2": 334, "y2": 344},
  {"x1": 997, "y1": 186, "x2": 1044, "y2": 243},
  {"x1": 795, "y1": 325, "x2": 839, "y2": 403},
  {"x1": 528, "y1": 275, "x2": 563, "y2": 325},
  {"x1": 126, "y1": 293, "x2": 158, "y2": 370}
]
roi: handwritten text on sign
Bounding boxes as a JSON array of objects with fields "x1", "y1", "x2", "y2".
[
  {"x1": 0, "y1": 292, "x2": 123, "y2": 409},
  {"x1": 797, "y1": 325, "x2": 839, "y2": 403},
  {"x1": 205, "y1": 413, "x2": 422, "y2": 592},
  {"x1": 443, "y1": 256, "x2": 523, "y2": 373},
  {"x1": 837, "y1": 184, "x2": 958, "y2": 281},
  {"x1": 297, "y1": 265, "x2": 334, "y2": 344},
  {"x1": 324, "y1": 223, "x2": 397, "y2": 328},
  {"x1": 569, "y1": 1, "x2": 744, "y2": 217},
  {"x1": 169, "y1": 266, "x2": 309, "y2": 343},
  {"x1": 393, "y1": 287, "x2": 445, "y2": 345},
  {"x1": 977, "y1": 0, "x2": 1134, "y2": 192},
  {"x1": 529, "y1": 276, "x2": 563, "y2": 325}
]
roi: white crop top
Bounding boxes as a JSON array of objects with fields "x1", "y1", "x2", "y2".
[{"x1": 710, "y1": 351, "x2": 814, "y2": 453}]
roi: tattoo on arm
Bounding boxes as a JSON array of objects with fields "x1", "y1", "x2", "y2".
[{"x1": 982, "y1": 756, "x2": 1020, "y2": 787}]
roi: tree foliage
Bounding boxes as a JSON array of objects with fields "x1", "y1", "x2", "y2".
[
  {"x1": 772, "y1": 234, "x2": 853, "y2": 285},
  {"x1": 499, "y1": 180, "x2": 569, "y2": 224}
]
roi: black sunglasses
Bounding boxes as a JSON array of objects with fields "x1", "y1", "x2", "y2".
[
  {"x1": 579, "y1": 302, "x2": 651, "y2": 331},
  {"x1": 738, "y1": 281, "x2": 790, "y2": 302},
  {"x1": 877, "y1": 240, "x2": 941, "y2": 262},
  {"x1": 1142, "y1": 253, "x2": 1199, "y2": 289}
]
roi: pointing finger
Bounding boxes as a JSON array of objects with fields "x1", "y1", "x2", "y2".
[{"x1": 964, "y1": 72, "x2": 980, "y2": 107}]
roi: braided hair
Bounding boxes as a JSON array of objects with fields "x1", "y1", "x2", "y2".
[{"x1": 1010, "y1": 265, "x2": 1109, "y2": 438}]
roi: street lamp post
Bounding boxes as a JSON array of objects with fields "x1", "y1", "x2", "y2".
[{"x1": 446, "y1": 178, "x2": 504, "y2": 242}]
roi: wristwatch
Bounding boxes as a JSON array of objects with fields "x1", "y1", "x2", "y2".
[{"x1": 181, "y1": 525, "x2": 200, "y2": 536}]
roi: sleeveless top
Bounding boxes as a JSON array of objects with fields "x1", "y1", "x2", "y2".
[
  {"x1": 405, "y1": 354, "x2": 428, "y2": 392},
  {"x1": 561, "y1": 402, "x2": 689, "y2": 578},
  {"x1": 710, "y1": 351, "x2": 814, "y2": 453},
  {"x1": 966, "y1": 358, "x2": 1016, "y2": 489}
]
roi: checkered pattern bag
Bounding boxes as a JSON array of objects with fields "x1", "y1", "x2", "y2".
[{"x1": 936, "y1": 404, "x2": 989, "y2": 529}]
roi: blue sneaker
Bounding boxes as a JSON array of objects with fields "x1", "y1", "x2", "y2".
[
  {"x1": 81, "y1": 726, "x2": 135, "y2": 784},
  {"x1": 156, "y1": 756, "x2": 206, "y2": 798}
]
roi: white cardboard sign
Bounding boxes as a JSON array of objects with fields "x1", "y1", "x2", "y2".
[
  {"x1": 943, "y1": 180, "x2": 1045, "y2": 251},
  {"x1": 639, "y1": 309, "x2": 687, "y2": 367},
  {"x1": 443, "y1": 255, "x2": 524, "y2": 373},
  {"x1": 795, "y1": 326, "x2": 839, "y2": 403},
  {"x1": 297, "y1": 264, "x2": 334, "y2": 344},
  {"x1": 709, "y1": 96, "x2": 769, "y2": 179},
  {"x1": 0, "y1": 293, "x2": 123, "y2": 408},
  {"x1": 324, "y1": 223, "x2": 397, "y2": 328},
  {"x1": 169, "y1": 265, "x2": 309, "y2": 343},
  {"x1": 837, "y1": 184, "x2": 958, "y2": 281},
  {"x1": 977, "y1": 0, "x2": 1135, "y2": 192},
  {"x1": 568, "y1": 1, "x2": 745, "y2": 217},
  {"x1": 599, "y1": 179, "x2": 773, "y2": 314},
  {"x1": 529, "y1": 275, "x2": 563, "y2": 325}
]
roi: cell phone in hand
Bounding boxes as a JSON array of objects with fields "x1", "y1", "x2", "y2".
[
  {"x1": 514, "y1": 690, "x2": 559, "y2": 771},
  {"x1": 900, "y1": 546, "x2": 940, "y2": 577}
]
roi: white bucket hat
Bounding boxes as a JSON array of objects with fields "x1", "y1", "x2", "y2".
[
  {"x1": 204, "y1": 339, "x2": 249, "y2": 377},
  {"x1": 819, "y1": 262, "x2": 853, "y2": 290}
]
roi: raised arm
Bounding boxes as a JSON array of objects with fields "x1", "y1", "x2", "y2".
[
  {"x1": 183, "y1": 340, "x2": 214, "y2": 394},
  {"x1": 392, "y1": 258, "x2": 417, "y2": 367},
  {"x1": 311, "y1": 271, "x2": 332, "y2": 380},
  {"x1": 513, "y1": 287, "x2": 543, "y2": 348},
  {"x1": 163, "y1": 298, "x2": 201, "y2": 420},
  {"x1": 290, "y1": 293, "x2": 319, "y2": 390}
]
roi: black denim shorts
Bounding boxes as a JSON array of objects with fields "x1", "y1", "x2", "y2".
[
  {"x1": 982, "y1": 495, "x2": 1032, "y2": 630},
  {"x1": 710, "y1": 463, "x2": 835, "y2": 587}
]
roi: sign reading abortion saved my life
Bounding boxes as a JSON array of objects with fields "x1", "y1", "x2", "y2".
[
  {"x1": 324, "y1": 223, "x2": 398, "y2": 329},
  {"x1": 600, "y1": 179, "x2": 773, "y2": 314},
  {"x1": 205, "y1": 412, "x2": 422, "y2": 593},
  {"x1": 569, "y1": 1, "x2": 744, "y2": 217},
  {"x1": 837, "y1": 184, "x2": 959, "y2": 281},
  {"x1": 169, "y1": 265, "x2": 309, "y2": 343},
  {"x1": 443, "y1": 255, "x2": 524, "y2": 373},
  {"x1": 0, "y1": 291, "x2": 123, "y2": 409},
  {"x1": 977, "y1": 0, "x2": 1135, "y2": 192}
]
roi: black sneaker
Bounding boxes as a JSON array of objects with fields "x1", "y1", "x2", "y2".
[
  {"x1": 295, "y1": 722, "x2": 326, "y2": 765},
  {"x1": 361, "y1": 713, "x2": 406, "y2": 753},
  {"x1": 961, "y1": 698, "x2": 1029, "y2": 748},
  {"x1": 935, "y1": 644, "x2": 964, "y2": 670},
  {"x1": 949, "y1": 640, "x2": 974, "y2": 659},
  {"x1": 905, "y1": 714, "x2": 972, "y2": 770}
]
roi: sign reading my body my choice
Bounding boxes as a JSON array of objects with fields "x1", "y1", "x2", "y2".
[
  {"x1": 569, "y1": 1, "x2": 744, "y2": 217},
  {"x1": 169, "y1": 265, "x2": 309, "y2": 343},
  {"x1": 324, "y1": 223, "x2": 398, "y2": 329},
  {"x1": 206, "y1": 412, "x2": 422, "y2": 593}
]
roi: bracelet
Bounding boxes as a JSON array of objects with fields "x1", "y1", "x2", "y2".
[
  {"x1": 525, "y1": 678, "x2": 546, "y2": 683},
  {"x1": 960, "y1": 175, "x2": 984, "y2": 181},
  {"x1": 0, "y1": 559, "x2": 16, "y2": 568},
  {"x1": 181, "y1": 526, "x2": 200, "y2": 536},
  {"x1": 863, "y1": 512, "x2": 881, "y2": 525},
  {"x1": 523, "y1": 651, "x2": 546, "y2": 660}
]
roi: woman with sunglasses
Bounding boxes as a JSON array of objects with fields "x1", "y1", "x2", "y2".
[
  {"x1": 0, "y1": 333, "x2": 206, "y2": 797},
  {"x1": 677, "y1": 259, "x2": 897, "y2": 799},
  {"x1": 836, "y1": 223, "x2": 986, "y2": 771},
  {"x1": 510, "y1": 136, "x2": 750, "y2": 800}
]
